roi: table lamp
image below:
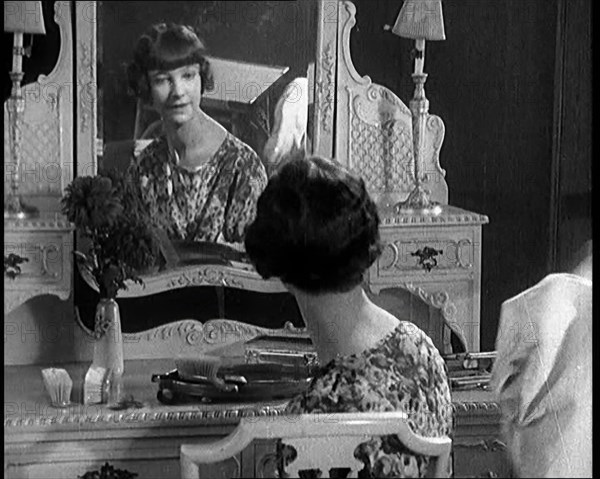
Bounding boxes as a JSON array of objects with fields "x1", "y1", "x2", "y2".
[
  {"x1": 390, "y1": 0, "x2": 446, "y2": 212},
  {"x1": 4, "y1": 1, "x2": 46, "y2": 219}
]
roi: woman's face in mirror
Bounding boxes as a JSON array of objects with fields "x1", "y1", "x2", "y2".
[{"x1": 147, "y1": 63, "x2": 202, "y2": 125}]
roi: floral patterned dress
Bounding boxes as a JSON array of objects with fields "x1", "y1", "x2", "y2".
[
  {"x1": 281, "y1": 321, "x2": 453, "y2": 478},
  {"x1": 129, "y1": 133, "x2": 267, "y2": 243}
]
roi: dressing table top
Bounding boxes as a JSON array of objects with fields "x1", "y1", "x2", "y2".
[
  {"x1": 4, "y1": 360, "x2": 499, "y2": 432},
  {"x1": 4, "y1": 213, "x2": 72, "y2": 230},
  {"x1": 377, "y1": 204, "x2": 489, "y2": 227}
]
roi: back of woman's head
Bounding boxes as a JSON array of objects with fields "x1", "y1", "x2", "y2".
[
  {"x1": 127, "y1": 23, "x2": 214, "y2": 102},
  {"x1": 245, "y1": 156, "x2": 382, "y2": 294}
]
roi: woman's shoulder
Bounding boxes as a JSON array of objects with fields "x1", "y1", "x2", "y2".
[
  {"x1": 220, "y1": 134, "x2": 263, "y2": 167},
  {"x1": 381, "y1": 320, "x2": 445, "y2": 362},
  {"x1": 321, "y1": 321, "x2": 446, "y2": 385},
  {"x1": 285, "y1": 321, "x2": 450, "y2": 414}
]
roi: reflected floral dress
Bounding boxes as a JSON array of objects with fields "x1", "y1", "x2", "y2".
[
  {"x1": 129, "y1": 133, "x2": 267, "y2": 244},
  {"x1": 279, "y1": 321, "x2": 453, "y2": 478}
]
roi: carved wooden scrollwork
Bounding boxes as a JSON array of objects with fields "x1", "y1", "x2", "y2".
[
  {"x1": 165, "y1": 267, "x2": 245, "y2": 290},
  {"x1": 280, "y1": 438, "x2": 364, "y2": 478},
  {"x1": 138, "y1": 319, "x2": 307, "y2": 346},
  {"x1": 451, "y1": 401, "x2": 501, "y2": 416},
  {"x1": 316, "y1": 42, "x2": 336, "y2": 134},
  {"x1": 425, "y1": 114, "x2": 446, "y2": 180},
  {"x1": 256, "y1": 452, "x2": 279, "y2": 478},
  {"x1": 79, "y1": 462, "x2": 138, "y2": 479},
  {"x1": 74, "y1": 312, "x2": 310, "y2": 360},
  {"x1": 41, "y1": 244, "x2": 60, "y2": 278},
  {"x1": 410, "y1": 246, "x2": 443, "y2": 272},
  {"x1": 339, "y1": 1, "x2": 367, "y2": 87},
  {"x1": 4, "y1": 254, "x2": 28, "y2": 279},
  {"x1": 348, "y1": 88, "x2": 415, "y2": 195},
  {"x1": 77, "y1": 41, "x2": 94, "y2": 134},
  {"x1": 4, "y1": 402, "x2": 288, "y2": 429},
  {"x1": 335, "y1": 0, "x2": 449, "y2": 204},
  {"x1": 400, "y1": 282, "x2": 467, "y2": 351}
]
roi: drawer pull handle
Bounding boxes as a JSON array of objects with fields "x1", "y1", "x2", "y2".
[
  {"x1": 410, "y1": 246, "x2": 442, "y2": 272},
  {"x1": 41, "y1": 245, "x2": 59, "y2": 278},
  {"x1": 4, "y1": 253, "x2": 28, "y2": 279}
]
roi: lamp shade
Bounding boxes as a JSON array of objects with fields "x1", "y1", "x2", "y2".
[
  {"x1": 392, "y1": 0, "x2": 445, "y2": 41},
  {"x1": 4, "y1": 1, "x2": 46, "y2": 34}
]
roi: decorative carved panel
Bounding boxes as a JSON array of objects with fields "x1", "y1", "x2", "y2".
[
  {"x1": 348, "y1": 87, "x2": 415, "y2": 194},
  {"x1": 334, "y1": 0, "x2": 448, "y2": 206},
  {"x1": 73, "y1": 315, "x2": 309, "y2": 361}
]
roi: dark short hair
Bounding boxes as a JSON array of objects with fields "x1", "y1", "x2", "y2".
[
  {"x1": 127, "y1": 23, "x2": 214, "y2": 103},
  {"x1": 245, "y1": 156, "x2": 382, "y2": 294}
]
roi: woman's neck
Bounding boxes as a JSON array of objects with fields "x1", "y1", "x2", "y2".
[
  {"x1": 291, "y1": 286, "x2": 399, "y2": 364},
  {"x1": 163, "y1": 111, "x2": 218, "y2": 160}
]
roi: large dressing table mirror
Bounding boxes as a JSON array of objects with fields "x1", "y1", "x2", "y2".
[
  {"x1": 71, "y1": 0, "x2": 338, "y2": 359},
  {"x1": 71, "y1": 0, "x2": 485, "y2": 361}
]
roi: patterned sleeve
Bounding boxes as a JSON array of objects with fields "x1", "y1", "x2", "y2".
[{"x1": 222, "y1": 144, "x2": 268, "y2": 243}]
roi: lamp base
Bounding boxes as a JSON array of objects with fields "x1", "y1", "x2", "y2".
[
  {"x1": 394, "y1": 184, "x2": 440, "y2": 213},
  {"x1": 4, "y1": 196, "x2": 39, "y2": 220}
]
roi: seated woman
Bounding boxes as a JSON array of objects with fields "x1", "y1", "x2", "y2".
[
  {"x1": 244, "y1": 156, "x2": 452, "y2": 478},
  {"x1": 126, "y1": 22, "x2": 268, "y2": 247}
]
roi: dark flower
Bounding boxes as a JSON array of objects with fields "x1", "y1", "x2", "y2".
[
  {"x1": 62, "y1": 170, "x2": 160, "y2": 300},
  {"x1": 61, "y1": 176, "x2": 122, "y2": 230}
]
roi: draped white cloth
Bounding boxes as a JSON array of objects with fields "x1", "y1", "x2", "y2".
[{"x1": 491, "y1": 273, "x2": 592, "y2": 478}]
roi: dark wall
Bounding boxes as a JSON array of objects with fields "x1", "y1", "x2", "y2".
[{"x1": 553, "y1": 0, "x2": 592, "y2": 273}]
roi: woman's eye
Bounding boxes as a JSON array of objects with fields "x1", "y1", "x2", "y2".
[
  {"x1": 152, "y1": 76, "x2": 169, "y2": 85},
  {"x1": 183, "y1": 72, "x2": 196, "y2": 80}
]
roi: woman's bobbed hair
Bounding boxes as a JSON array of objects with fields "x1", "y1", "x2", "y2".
[
  {"x1": 244, "y1": 156, "x2": 383, "y2": 294},
  {"x1": 127, "y1": 23, "x2": 214, "y2": 103}
]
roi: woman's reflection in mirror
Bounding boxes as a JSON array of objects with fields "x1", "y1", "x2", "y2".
[{"x1": 126, "y1": 23, "x2": 267, "y2": 249}]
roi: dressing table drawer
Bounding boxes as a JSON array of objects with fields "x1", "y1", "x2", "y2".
[
  {"x1": 4, "y1": 231, "x2": 70, "y2": 286},
  {"x1": 4, "y1": 219, "x2": 73, "y2": 314},
  {"x1": 367, "y1": 206, "x2": 488, "y2": 353},
  {"x1": 375, "y1": 226, "x2": 478, "y2": 278}
]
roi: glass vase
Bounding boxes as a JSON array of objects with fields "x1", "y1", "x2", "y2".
[{"x1": 91, "y1": 297, "x2": 124, "y2": 404}]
